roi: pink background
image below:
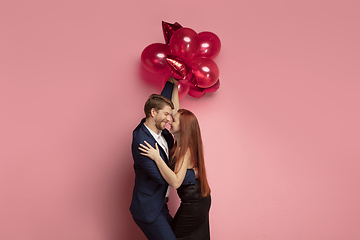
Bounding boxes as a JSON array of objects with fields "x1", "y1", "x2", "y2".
[{"x1": 1, "y1": 0, "x2": 359, "y2": 239}]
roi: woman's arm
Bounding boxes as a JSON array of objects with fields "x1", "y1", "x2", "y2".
[
  {"x1": 170, "y1": 76, "x2": 180, "y2": 116},
  {"x1": 139, "y1": 141, "x2": 189, "y2": 189}
]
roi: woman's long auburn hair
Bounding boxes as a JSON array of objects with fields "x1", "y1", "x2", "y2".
[{"x1": 170, "y1": 109, "x2": 211, "y2": 197}]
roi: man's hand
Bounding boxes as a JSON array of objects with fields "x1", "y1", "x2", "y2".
[{"x1": 168, "y1": 76, "x2": 178, "y2": 83}]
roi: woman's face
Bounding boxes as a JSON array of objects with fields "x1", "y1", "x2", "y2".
[{"x1": 170, "y1": 112, "x2": 181, "y2": 134}]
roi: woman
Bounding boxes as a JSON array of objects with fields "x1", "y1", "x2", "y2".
[{"x1": 139, "y1": 80, "x2": 211, "y2": 239}]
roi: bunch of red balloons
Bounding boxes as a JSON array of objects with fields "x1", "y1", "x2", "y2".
[{"x1": 141, "y1": 21, "x2": 221, "y2": 98}]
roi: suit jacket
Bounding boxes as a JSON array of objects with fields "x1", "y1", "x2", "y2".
[{"x1": 130, "y1": 82, "x2": 195, "y2": 223}]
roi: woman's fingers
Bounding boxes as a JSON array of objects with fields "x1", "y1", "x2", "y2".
[
  {"x1": 144, "y1": 141, "x2": 152, "y2": 148},
  {"x1": 139, "y1": 143, "x2": 147, "y2": 149},
  {"x1": 138, "y1": 143, "x2": 150, "y2": 153},
  {"x1": 138, "y1": 147, "x2": 147, "y2": 153},
  {"x1": 138, "y1": 144, "x2": 147, "y2": 151},
  {"x1": 139, "y1": 141, "x2": 158, "y2": 156}
]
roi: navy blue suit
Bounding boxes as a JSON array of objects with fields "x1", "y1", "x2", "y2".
[{"x1": 130, "y1": 82, "x2": 196, "y2": 240}]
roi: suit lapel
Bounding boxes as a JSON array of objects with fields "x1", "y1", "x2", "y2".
[
  {"x1": 157, "y1": 144, "x2": 169, "y2": 163},
  {"x1": 162, "y1": 129, "x2": 174, "y2": 151}
]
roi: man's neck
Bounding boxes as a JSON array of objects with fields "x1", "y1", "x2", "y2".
[{"x1": 144, "y1": 118, "x2": 160, "y2": 135}]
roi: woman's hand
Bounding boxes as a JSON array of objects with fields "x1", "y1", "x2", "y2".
[{"x1": 139, "y1": 141, "x2": 161, "y2": 162}]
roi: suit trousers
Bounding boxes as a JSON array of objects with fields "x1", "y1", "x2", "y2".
[{"x1": 133, "y1": 202, "x2": 177, "y2": 240}]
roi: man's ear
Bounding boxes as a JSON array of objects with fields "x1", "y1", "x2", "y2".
[{"x1": 150, "y1": 108, "x2": 157, "y2": 118}]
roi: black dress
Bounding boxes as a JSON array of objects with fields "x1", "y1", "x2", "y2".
[{"x1": 171, "y1": 174, "x2": 211, "y2": 240}]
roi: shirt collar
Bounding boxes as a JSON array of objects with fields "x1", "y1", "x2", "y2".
[{"x1": 144, "y1": 123, "x2": 162, "y2": 139}]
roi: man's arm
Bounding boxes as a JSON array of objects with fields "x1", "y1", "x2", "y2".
[
  {"x1": 160, "y1": 77, "x2": 174, "y2": 99},
  {"x1": 170, "y1": 77, "x2": 179, "y2": 116}
]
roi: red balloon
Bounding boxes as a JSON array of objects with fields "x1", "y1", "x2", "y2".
[
  {"x1": 188, "y1": 87, "x2": 205, "y2": 98},
  {"x1": 202, "y1": 79, "x2": 220, "y2": 93},
  {"x1": 189, "y1": 57, "x2": 219, "y2": 88},
  {"x1": 166, "y1": 55, "x2": 190, "y2": 80},
  {"x1": 161, "y1": 74, "x2": 190, "y2": 99},
  {"x1": 169, "y1": 28, "x2": 200, "y2": 62},
  {"x1": 197, "y1": 31, "x2": 221, "y2": 59},
  {"x1": 187, "y1": 79, "x2": 220, "y2": 98},
  {"x1": 162, "y1": 21, "x2": 183, "y2": 44},
  {"x1": 178, "y1": 81, "x2": 190, "y2": 99},
  {"x1": 141, "y1": 43, "x2": 171, "y2": 73}
]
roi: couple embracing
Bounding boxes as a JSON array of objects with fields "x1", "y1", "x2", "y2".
[{"x1": 130, "y1": 77, "x2": 211, "y2": 240}]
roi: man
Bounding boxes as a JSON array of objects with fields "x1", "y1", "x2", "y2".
[{"x1": 130, "y1": 78, "x2": 196, "y2": 240}]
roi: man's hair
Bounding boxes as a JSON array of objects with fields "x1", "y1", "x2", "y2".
[{"x1": 144, "y1": 94, "x2": 174, "y2": 118}]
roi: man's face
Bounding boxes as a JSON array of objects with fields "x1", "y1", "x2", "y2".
[{"x1": 154, "y1": 105, "x2": 172, "y2": 131}]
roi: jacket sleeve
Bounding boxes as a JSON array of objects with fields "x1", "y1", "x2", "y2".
[
  {"x1": 160, "y1": 81, "x2": 174, "y2": 99},
  {"x1": 132, "y1": 137, "x2": 168, "y2": 185}
]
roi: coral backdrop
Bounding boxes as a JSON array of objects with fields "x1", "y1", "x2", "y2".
[{"x1": 0, "y1": 0, "x2": 359, "y2": 239}]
